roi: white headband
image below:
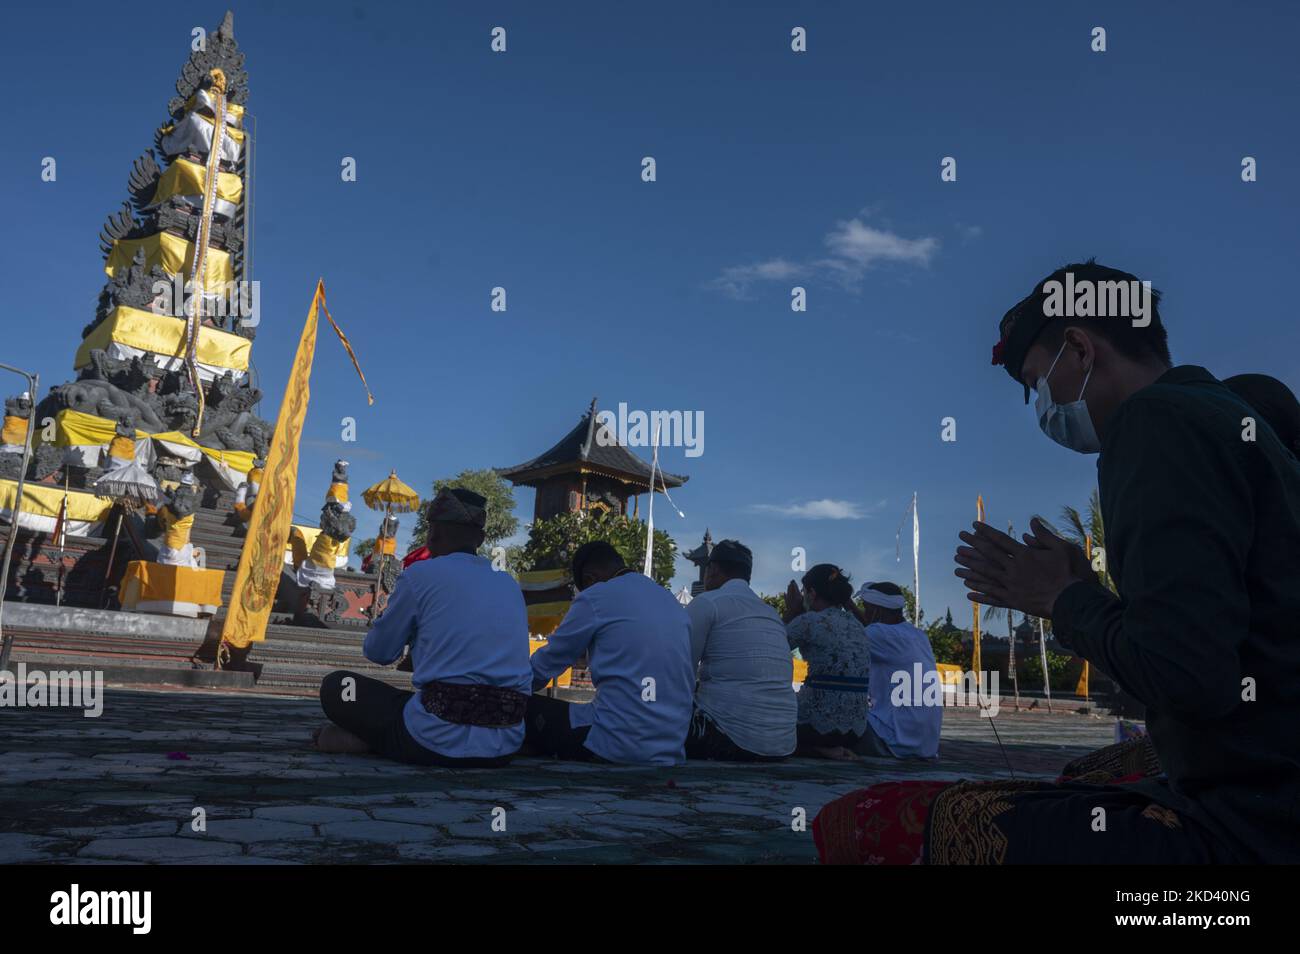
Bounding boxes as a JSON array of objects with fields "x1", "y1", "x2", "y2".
[{"x1": 856, "y1": 584, "x2": 905, "y2": 610}]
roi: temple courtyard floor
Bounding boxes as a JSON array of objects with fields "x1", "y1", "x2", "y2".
[{"x1": 1, "y1": 688, "x2": 1115, "y2": 864}]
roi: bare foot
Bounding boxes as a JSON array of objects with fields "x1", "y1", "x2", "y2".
[
  {"x1": 314, "y1": 723, "x2": 372, "y2": 754},
  {"x1": 813, "y1": 745, "x2": 859, "y2": 761}
]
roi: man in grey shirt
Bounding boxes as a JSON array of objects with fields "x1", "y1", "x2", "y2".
[{"x1": 684, "y1": 539, "x2": 798, "y2": 760}]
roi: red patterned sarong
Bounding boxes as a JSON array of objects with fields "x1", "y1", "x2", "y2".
[{"x1": 812, "y1": 781, "x2": 952, "y2": 865}]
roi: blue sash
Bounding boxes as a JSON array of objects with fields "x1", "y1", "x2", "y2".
[{"x1": 803, "y1": 674, "x2": 870, "y2": 693}]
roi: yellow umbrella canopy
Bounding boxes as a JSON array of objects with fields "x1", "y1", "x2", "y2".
[{"x1": 362, "y1": 470, "x2": 421, "y2": 513}]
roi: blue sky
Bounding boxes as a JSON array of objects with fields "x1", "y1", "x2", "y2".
[{"x1": 2, "y1": 1, "x2": 1297, "y2": 619}]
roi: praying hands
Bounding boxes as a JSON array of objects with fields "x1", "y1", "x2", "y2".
[{"x1": 953, "y1": 518, "x2": 1090, "y2": 621}]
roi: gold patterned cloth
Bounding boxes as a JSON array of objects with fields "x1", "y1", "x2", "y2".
[{"x1": 814, "y1": 737, "x2": 1233, "y2": 865}]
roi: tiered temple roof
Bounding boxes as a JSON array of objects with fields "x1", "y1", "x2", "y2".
[
  {"x1": 499, "y1": 400, "x2": 687, "y2": 491},
  {"x1": 499, "y1": 399, "x2": 688, "y2": 522}
]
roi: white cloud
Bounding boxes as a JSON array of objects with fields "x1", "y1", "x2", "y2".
[
  {"x1": 749, "y1": 498, "x2": 872, "y2": 520},
  {"x1": 707, "y1": 258, "x2": 808, "y2": 299},
  {"x1": 708, "y1": 210, "x2": 940, "y2": 298},
  {"x1": 823, "y1": 218, "x2": 939, "y2": 269}
]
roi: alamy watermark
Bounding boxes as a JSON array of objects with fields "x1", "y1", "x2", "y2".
[
  {"x1": 152, "y1": 274, "x2": 261, "y2": 328},
  {"x1": 1041, "y1": 271, "x2": 1153, "y2": 328},
  {"x1": 594, "y1": 403, "x2": 704, "y2": 458},
  {"x1": 0, "y1": 664, "x2": 104, "y2": 718},
  {"x1": 50, "y1": 884, "x2": 150, "y2": 934},
  {"x1": 890, "y1": 664, "x2": 1001, "y2": 717}
]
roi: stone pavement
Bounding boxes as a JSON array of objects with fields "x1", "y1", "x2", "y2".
[{"x1": 0, "y1": 688, "x2": 1115, "y2": 864}]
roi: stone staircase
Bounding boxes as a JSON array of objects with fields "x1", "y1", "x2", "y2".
[
  {"x1": 5, "y1": 500, "x2": 590, "y2": 701},
  {"x1": 1, "y1": 499, "x2": 409, "y2": 696},
  {"x1": 186, "y1": 502, "x2": 409, "y2": 696}
]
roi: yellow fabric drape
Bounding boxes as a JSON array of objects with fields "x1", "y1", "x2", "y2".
[
  {"x1": 105, "y1": 232, "x2": 233, "y2": 288},
  {"x1": 284, "y1": 527, "x2": 345, "y2": 571},
  {"x1": 526, "y1": 600, "x2": 572, "y2": 637},
  {"x1": 46, "y1": 408, "x2": 254, "y2": 479},
  {"x1": 150, "y1": 157, "x2": 242, "y2": 208},
  {"x1": 375, "y1": 536, "x2": 397, "y2": 556},
  {"x1": 75, "y1": 306, "x2": 250, "y2": 374},
  {"x1": 108, "y1": 435, "x2": 135, "y2": 462},
  {"x1": 119, "y1": 560, "x2": 224, "y2": 610},
  {"x1": 223, "y1": 283, "x2": 325, "y2": 649},
  {"x1": 158, "y1": 510, "x2": 194, "y2": 550},
  {"x1": 308, "y1": 531, "x2": 350, "y2": 566},
  {"x1": 326, "y1": 481, "x2": 348, "y2": 504},
  {"x1": 1, "y1": 415, "x2": 27, "y2": 446},
  {"x1": 528, "y1": 639, "x2": 573, "y2": 687},
  {"x1": 286, "y1": 525, "x2": 313, "y2": 567},
  {"x1": 0, "y1": 479, "x2": 112, "y2": 522}
]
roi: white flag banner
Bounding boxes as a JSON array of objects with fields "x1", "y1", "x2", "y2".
[
  {"x1": 912, "y1": 493, "x2": 920, "y2": 626},
  {"x1": 643, "y1": 422, "x2": 660, "y2": 578}
]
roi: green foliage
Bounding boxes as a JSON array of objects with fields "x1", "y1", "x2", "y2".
[
  {"x1": 518, "y1": 510, "x2": 676, "y2": 586},
  {"x1": 925, "y1": 610, "x2": 969, "y2": 667},
  {"x1": 1021, "y1": 648, "x2": 1076, "y2": 691},
  {"x1": 1061, "y1": 487, "x2": 1116, "y2": 594},
  {"x1": 352, "y1": 537, "x2": 377, "y2": 560},
  {"x1": 409, "y1": 468, "x2": 519, "y2": 555},
  {"x1": 760, "y1": 592, "x2": 786, "y2": 618}
]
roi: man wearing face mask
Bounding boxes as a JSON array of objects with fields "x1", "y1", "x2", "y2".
[{"x1": 943, "y1": 259, "x2": 1300, "y2": 864}]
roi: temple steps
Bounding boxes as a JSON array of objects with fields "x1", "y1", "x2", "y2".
[
  {"x1": 0, "y1": 601, "x2": 254, "y2": 691},
  {"x1": 234, "y1": 622, "x2": 409, "y2": 696}
]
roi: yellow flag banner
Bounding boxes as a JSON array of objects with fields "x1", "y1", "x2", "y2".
[
  {"x1": 220, "y1": 281, "x2": 372, "y2": 650},
  {"x1": 1079, "y1": 534, "x2": 1094, "y2": 699},
  {"x1": 320, "y1": 300, "x2": 374, "y2": 406},
  {"x1": 221, "y1": 282, "x2": 321, "y2": 649}
]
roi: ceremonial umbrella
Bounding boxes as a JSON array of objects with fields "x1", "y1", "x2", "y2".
[
  {"x1": 361, "y1": 470, "x2": 420, "y2": 612},
  {"x1": 90, "y1": 452, "x2": 160, "y2": 609},
  {"x1": 362, "y1": 470, "x2": 421, "y2": 514}
]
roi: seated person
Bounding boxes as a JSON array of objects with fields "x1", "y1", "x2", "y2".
[
  {"x1": 527, "y1": 541, "x2": 694, "y2": 766},
  {"x1": 1224, "y1": 373, "x2": 1300, "y2": 458},
  {"x1": 314, "y1": 488, "x2": 532, "y2": 767},
  {"x1": 817, "y1": 262, "x2": 1300, "y2": 865},
  {"x1": 847, "y1": 581, "x2": 942, "y2": 759},
  {"x1": 783, "y1": 563, "x2": 875, "y2": 759},
  {"x1": 684, "y1": 539, "x2": 796, "y2": 761}
]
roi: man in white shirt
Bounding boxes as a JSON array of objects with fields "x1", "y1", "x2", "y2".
[
  {"x1": 314, "y1": 488, "x2": 533, "y2": 766},
  {"x1": 851, "y1": 581, "x2": 942, "y2": 759},
  {"x1": 527, "y1": 541, "x2": 695, "y2": 766},
  {"x1": 684, "y1": 539, "x2": 797, "y2": 760}
]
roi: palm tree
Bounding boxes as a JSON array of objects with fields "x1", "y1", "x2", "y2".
[
  {"x1": 1060, "y1": 488, "x2": 1116, "y2": 593},
  {"x1": 1060, "y1": 488, "x2": 1103, "y2": 549}
]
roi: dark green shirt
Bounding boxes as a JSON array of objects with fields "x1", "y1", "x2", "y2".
[{"x1": 1053, "y1": 366, "x2": 1300, "y2": 863}]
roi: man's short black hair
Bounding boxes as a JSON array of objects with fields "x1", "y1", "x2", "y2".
[
  {"x1": 998, "y1": 259, "x2": 1173, "y2": 401},
  {"x1": 571, "y1": 540, "x2": 624, "y2": 584},
  {"x1": 708, "y1": 539, "x2": 753, "y2": 583}
]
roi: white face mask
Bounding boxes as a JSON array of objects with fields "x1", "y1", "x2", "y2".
[{"x1": 1035, "y1": 343, "x2": 1101, "y2": 454}]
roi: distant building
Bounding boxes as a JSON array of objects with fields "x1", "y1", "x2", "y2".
[
  {"x1": 498, "y1": 398, "x2": 688, "y2": 522},
  {"x1": 683, "y1": 529, "x2": 713, "y2": 596}
]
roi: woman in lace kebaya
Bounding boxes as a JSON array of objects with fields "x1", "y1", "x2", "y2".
[{"x1": 784, "y1": 564, "x2": 889, "y2": 759}]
